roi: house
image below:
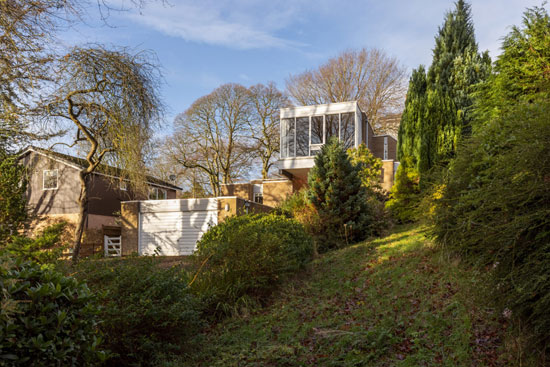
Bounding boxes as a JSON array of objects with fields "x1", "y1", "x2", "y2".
[
  {"x1": 19, "y1": 146, "x2": 181, "y2": 256},
  {"x1": 222, "y1": 101, "x2": 399, "y2": 206}
]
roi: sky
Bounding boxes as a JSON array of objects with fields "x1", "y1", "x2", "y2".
[{"x1": 59, "y1": 0, "x2": 542, "y2": 133}]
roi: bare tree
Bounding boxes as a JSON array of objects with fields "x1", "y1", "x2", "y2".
[
  {"x1": 46, "y1": 46, "x2": 163, "y2": 262},
  {"x1": 286, "y1": 48, "x2": 407, "y2": 134},
  {"x1": 247, "y1": 82, "x2": 289, "y2": 178},
  {"x1": 167, "y1": 83, "x2": 251, "y2": 196}
]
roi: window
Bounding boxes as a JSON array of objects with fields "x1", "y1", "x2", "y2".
[
  {"x1": 149, "y1": 187, "x2": 167, "y2": 200},
  {"x1": 43, "y1": 169, "x2": 58, "y2": 190},
  {"x1": 253, "y1": 184, "x2": 263, "y2": 204},
  {"x1": 253, "y1": 193, "x2": 263, "y2": 204},
  {"x1": 281, "y1": 118, "x2": 295, "y2": 158},
  {"x1": 340, "y1": 113, "x2": 355, "y2": 149},
  {"x1": 295, "y1": 117, "x2": 309, "y2": 157},
  {"x1": 120, "y1": 180, "x2": 128, "y2": 191},
  {"x1": 311, "y1": 116, "x2": 323, "y2": 144},
  {"x1": 384, "y1": 137, "x2": 388, "y2": 160},
  {"x1": 325, "y1": 114, "x2": 339, "y2": 142}
]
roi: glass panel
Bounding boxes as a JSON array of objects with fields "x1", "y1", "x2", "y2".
[
  {"x1": 295, "y1": 117, "x2": 309, "y2": 157},
  {"x1": 340, "y1": 112, "x2": 355, "y2": 149},
  {"x1": 325, "y1": 114, "x2": 339, "y2": 143},
  {"x1": 311, "y1": 116, "x2": 323, "y2": 145},
  {"x1": 281, "y1": 118, "x2": 295, "y2": 158}
]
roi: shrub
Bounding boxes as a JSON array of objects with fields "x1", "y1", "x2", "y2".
[
  {"x1": 385, "y1": 157, "x2": 421, "y2": 223},
  {"x1": 307, "y1": 138, "x2": 377, "y2": 251},
  {"x1": 4, "y1": 223, "x2": 67, "y2": 264},
  {"x1": 73, "y1": 257, "x2": 204, "y2": 366},
  {"x1": 0, "y1": 152, "x2": 27, "y2": 244},
  {"x1": 431, "y1": 102, "x2": 550, "y2": 351},
  {"x1": 0, "y1": 256, "x2": 105, "y2": 366},
  {"x1": 192, "y1": 213, "x2": 313, "y2": 317}
]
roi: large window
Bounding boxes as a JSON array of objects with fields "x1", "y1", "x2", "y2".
[
  {"x1": 340, "y1": 112, "x2": 355, "y2": 149},
  {"x1": 281, "y1": 118, "x2": 295, "y2": 158},
  {"x1": 43, "y1": 169, "x2": 58, "y2": 190},
  {"x1": 280, "y1": 111, "x2": 358, "y2": 158},
  {"x1": 325, "y1": 114, "x2": 339, "y2": 142},
  {"x1": 295, "y1": 117, "x2": 309, "y2": 157}
]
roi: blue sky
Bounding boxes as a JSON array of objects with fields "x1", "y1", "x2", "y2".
[{"x1": 61, "y1": 0, "x2": 542, "y2": 131}]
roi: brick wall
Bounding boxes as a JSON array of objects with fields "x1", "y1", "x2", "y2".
[{"x1": 120, "y1": 201, "x2": 139, "y2": 255}]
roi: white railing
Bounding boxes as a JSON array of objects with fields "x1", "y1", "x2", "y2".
[{"x1": 104, "y1": 235, "x2": 122, "y2": 257}]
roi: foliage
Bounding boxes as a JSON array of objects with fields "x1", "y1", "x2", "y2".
[
  {"x1": 161, "y1": 225, "x2": 515, "y2": 367},
  {"x1": 307, "y1": 138, "x2": 377, "y2": 251},
  {"x1": 431, "y1": 102, "x2": 550, "y2": 352},
  {"x1": 0, "y1": 152, "x2": 27, "y2": 243},
  {"x1": 397, "y1": 0, "x2": 490, "y2": 179},
  {"x1": 286, "y1": 48, "x2": 407, "y2": 134},
  {"x1": 473, "y1": 5, "x2": 550, "y2": 124},
  {"x1": 72, "y1": 257, "x2": 204, "y2": 366},
  {"x1": 347, "y1": 143, "x2": 382, "y2": 193},
  {"x1": 4, "y1": 223, "x2": 67, "y2": 264},
  {"x1": 46, "y1": 45, "x2": 163, "y2": 262},
  {"x1": 0, "y1": 255, "x2": 106, "y2": 366},
  {"x1": 192, "y1": 213, "x2": 313, "y2": 317},
  {"x1": 385, "y1": 158, "x2": 421, "y2": 223}
]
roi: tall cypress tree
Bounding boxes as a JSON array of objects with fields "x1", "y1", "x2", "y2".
[{"x1": 397, "y1": 0, "x2": 490, "y2": 179}]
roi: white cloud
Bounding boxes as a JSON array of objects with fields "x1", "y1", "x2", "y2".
[{"x1": 124, "y1": 1, "x2": 307, "y2": 49}]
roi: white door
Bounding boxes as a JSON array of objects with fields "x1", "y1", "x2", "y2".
[{"x1": 138, "y1": 199, "x2": 218, "y2": 256}]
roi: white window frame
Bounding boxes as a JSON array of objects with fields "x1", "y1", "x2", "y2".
[
  {"x1": 253, "y1": 192, "x2": 263, "y2": 204},
  {"x1": 384, "y1": 136, "x2": 389, "y2": 160},
  {"x1": 149, "y1": 187, "x2": 167, "y2": 200},
  {"x1": 43, "y1": 169, "x2": 58, "y2": 190},
  {"x1": 120, "y1": 180, "x2": 128, "y2": 191}
]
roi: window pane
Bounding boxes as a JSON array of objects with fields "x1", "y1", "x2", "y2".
[
  {"x1": 281, "y1": 118, "x2": 295, "y2": 158},
  {"x1": 325, "y1": 114, "x2": 339, "y2": 142},
  {"x1": 311, "y1": 116, "x2": 323, "y2": 144},
  {"x1": 295, "y1": 117, "x2": 309, "y2": 157},
  {"x1": 43, "y1": 170, "x2": 58, "y2": 189},
  {"x1": 340, "y1": 112, "x2": 355, "y2": 149}
]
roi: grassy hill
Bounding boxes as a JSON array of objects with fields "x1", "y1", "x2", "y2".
[{"x1": 162, "y1": 225, "x2": 518, "y2": 367}]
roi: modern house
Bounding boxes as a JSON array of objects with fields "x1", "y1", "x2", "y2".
[
  {"x1": 223, "y1": 101, "x2": 399, "y2": 205},
  {"x1": 19, "y1": 146, "x2": 181, "y2": 256}
]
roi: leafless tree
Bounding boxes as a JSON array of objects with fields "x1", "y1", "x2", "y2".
[
  {"x1": 247, "y1": 82, "x2": 289, "y2": 178},
  {"x1": 286, "y1": 48, "x2": 407, "y2": 134},
  {"x1": 167, "y1": 83, "x2": 252, "y2": 196},
  {"x1": 46, "y1": 46, "x2": 163, "y2": 262}
]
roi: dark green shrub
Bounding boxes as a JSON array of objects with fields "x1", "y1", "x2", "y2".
[
  {"x1": 0, "y1": 152, "x2": 27, "y2": 244},
  {"x1": 385, "y1": 157, "x2": 421, "y2": 223},
  {"x1": 431, "y1": 102, "x2": 550, "y2": 350},
  {"x1": 192, "y1": 213, "x2": 313, "y2": 317},
  {"x1": 73, "y1": 257, "x2": 204, "y2": 366},
  {"x1": 0, "y1": 256, "x2": 106, "y2": 366},
  {"x1": 307, "y1": 138, "x2": 377, "y2": 251},
  {"x1": 4, "y1": 223, "x2": 67, "y2": 264}
]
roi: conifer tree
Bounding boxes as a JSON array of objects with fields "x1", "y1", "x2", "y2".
[
  {"x1": 397, "y1": 0, "x2": 490, "y2": 179},
  {"x1": 307, "y1": 138, "x2": 373, "y2": 251}
]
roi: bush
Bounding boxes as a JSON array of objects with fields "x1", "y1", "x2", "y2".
[
  {"x1": 0, "y1": 152, "x2": 27, "y2": 244},
  {"x1": 0, "y1": 256, "x2": 105, "y2": 366},
  {"x1": 431, "y1": 102, "x2": 550, "y2": 350},
  {"x1": 385, "y1": 157, "x2": 421, "y2": 223},
  {"x1": 4, "y1": 223, "x2": 67, "y2": 264},
  {"x1": 192, "y1": 213, "x2": 313, "y2": 317},
  {"x1": 307, "y1": 138, "x2": 377, "y2": 251},
  {"x1": 73, "y1": 257, "x2": 204, "y2": 366}
]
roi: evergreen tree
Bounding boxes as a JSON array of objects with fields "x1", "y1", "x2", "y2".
[
  {"x1": 424, "y1": 0, "x2": 490, "y2": 167},
  {"x1": 397, "y1": 66, "x2": 427, "y2": 169},
  {"x1": 397, "y1": 0, "x2": 490, "y2": 181},
  {"x1": 0, "y1": 149, "x2": 27, "y2": 244},
  {"x1": 307, "y1": 138, "x2": 373, "y2": 251}
]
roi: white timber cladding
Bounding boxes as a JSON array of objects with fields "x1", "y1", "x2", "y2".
[{"x1": 138, "y1": 198, "x2": 218, "y2": 256}]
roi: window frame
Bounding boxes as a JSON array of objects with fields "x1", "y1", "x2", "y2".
[{"x1": 42, "y1": 169, "x2": 59, "y2": 190}]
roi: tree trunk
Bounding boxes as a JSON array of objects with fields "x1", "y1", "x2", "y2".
[{"x1": 72, "y1": 171, "x2": 89, "y2": 263}]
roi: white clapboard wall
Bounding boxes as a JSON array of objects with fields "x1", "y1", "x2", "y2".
[{"x1": 138, "y1": 198, "x2": 218, "y2": 256}]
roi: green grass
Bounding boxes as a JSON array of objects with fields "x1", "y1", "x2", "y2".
[{"x1": 161, "y1": 225, "x2": 514, "y2": 366}]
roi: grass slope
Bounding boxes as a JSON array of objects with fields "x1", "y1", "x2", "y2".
[{"x1": 165, "y1": 225, "x2": 513, "y2": 367}]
